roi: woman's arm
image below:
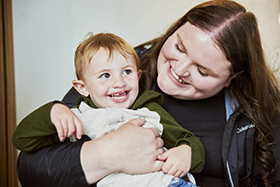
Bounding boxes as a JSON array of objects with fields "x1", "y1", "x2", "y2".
[
  {"x1": 17, "y1": 135, "x2": 91, "y2": 187},
  {"x1": 17, "y1": 118, "x2": 165, "y2": 186},
  {"x1": 81, "y1": 118, "x2": 165, "y2": 184}
]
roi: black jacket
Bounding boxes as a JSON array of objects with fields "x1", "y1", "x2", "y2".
[{"x1": 222, "y1": 107, "x2": 280, "y2": 187}]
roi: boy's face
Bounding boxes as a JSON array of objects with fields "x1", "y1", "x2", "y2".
[{"x1": 81, "y1": 48, "x2": 141, "y2": 108}]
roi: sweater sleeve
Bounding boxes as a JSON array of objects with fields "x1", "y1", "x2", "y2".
[
  {"x1": 12, "y1": 101, "x2": 64, "y2": 152},
  {"x1": 144, "y1": 100, "x2": 205, "y2": 173}
]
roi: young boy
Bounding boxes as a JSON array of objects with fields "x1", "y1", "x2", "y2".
[{"x1": 12, "y1": 33, "x2": 204, "y2": 187}]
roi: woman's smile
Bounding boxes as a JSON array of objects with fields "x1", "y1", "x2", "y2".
[{"x1": 170, "y1": 66, "x2": 188, "y2": 85}]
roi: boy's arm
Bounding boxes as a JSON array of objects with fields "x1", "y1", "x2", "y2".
[
  {"x1": 12, "y1": 101, "x2": 64, "y2": 152},
  {"x1": 145, "y1": 101, "x2": 205, "y2": 173}
]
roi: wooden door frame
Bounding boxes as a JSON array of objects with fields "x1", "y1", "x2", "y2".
[{"x1": 0, "y1": 0, "x2": 18, "y2": 186}]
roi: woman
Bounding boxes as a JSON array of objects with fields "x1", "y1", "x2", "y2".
[
  {"x1": 17, "y1": 0, "x2": 280, "y2": 186},
  {"x1": 135, "y1": 0, "x2": 280, "y2": 186}
]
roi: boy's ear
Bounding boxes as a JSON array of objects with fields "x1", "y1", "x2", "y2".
[
  {"x1": 138, "y1": 70, "x2": 142, "y2": 80},
  {"x1": 72, "y1": 80, "x2": 89, "y2": 97}
]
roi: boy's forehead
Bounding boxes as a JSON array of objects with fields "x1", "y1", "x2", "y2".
[{"x1": 89, "y1": 48, "x2": 138, "y2": 67}]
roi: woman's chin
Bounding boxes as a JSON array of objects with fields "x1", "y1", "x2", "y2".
[
  {"x1": 157, "y1": 78, "x2": 177, "y2": 95},
  {"x1": 157, "y1": 78, "x2": 194, "y2": 100}
]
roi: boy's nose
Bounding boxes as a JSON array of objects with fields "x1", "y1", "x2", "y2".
[{"x1": 112, "y1": 76, "x2": 126, "y2": 88}]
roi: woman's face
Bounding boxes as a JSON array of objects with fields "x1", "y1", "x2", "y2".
[{"x1": 157, "y1": 22, "x2": 233, "y2": 100}]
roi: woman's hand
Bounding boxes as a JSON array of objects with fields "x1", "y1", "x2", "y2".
[
  {"x1": 157, "y1": 144, "x2": 191, "y2": 178},
  {"x1": 81, "y1": 118, "x2": 165, "y2": 184},
  {"x1": 50, "y1": 103, "x2": 83, "y2": 141}
]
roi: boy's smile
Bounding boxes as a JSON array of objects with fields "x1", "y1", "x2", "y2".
[{"x1": 109, "y1": 90, "x2": 129, "y2": 103}]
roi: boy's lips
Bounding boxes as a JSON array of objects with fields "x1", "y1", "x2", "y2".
[{"x1": 109, "y1": 91, "x2": 129, "y2": 103}]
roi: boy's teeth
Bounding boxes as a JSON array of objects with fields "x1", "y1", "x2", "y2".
[
  {"x1": 112, "y1": 96, "x2": 125, "y2": 99},
  {"x1": 170, "y1": 67, "x2": 186, "y2": 84},
  {"x1": 110, "y1": 92, "x2": 126, "y2": 99}
]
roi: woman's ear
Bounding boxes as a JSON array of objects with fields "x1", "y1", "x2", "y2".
[
  {"x1": 225, "y1": 70, "x2": 244, "y2": 87},
  {"x1": 72, "y1": 80, "x2": 89, "y2": 97},
  {"x1": 138, "y1": 70, "x2": 142, "y2": 80}
]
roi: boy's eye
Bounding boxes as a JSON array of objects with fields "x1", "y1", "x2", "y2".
[
  {"x1": 175, "y1": 44, "x2": 184, "y2": 53},
  {"x1": 123, "y1": 69, "x2": 132, "y2": 75},
  {"x1": 100, "y1": 73, "x2": 110, "y2": 79}
]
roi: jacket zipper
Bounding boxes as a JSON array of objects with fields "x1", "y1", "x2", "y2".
[{"x1": 226, "y1": 161, "x2": 235, "y2": 187}]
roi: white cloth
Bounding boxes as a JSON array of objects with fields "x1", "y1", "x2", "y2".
[{"x1": 70, "y1": 102, "x2": 174, "y2": 187}]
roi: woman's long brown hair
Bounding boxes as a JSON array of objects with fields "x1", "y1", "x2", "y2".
[{"x1": 137, "y1": 0, "x2": 280, "y2": 186}]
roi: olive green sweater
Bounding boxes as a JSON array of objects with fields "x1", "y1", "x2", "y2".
[{"x1": 12, "y1": 89, "x2": 205, "y2": 173}]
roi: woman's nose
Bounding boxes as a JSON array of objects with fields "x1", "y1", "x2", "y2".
[{"x1": 174, "y1": 60, "x2": 191, "y2": 77}]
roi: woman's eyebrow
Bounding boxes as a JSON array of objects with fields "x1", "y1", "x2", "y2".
[
  {"x1": 177, "y1": 34, "x2": 219, "y2": 77},
  {"x1": 200, "y1": 66, "x2": 219, "y2": 77},
  {"x1": 177, "y1": 34, "x2": 187, "y2": 54}
]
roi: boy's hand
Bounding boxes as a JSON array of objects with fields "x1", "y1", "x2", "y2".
[
  {"x1": 50, "y1": 103, "x2": 83, "y2": 142},
  {"x1": 157, "y1": 144, "x2": 191, "y2": 178}
]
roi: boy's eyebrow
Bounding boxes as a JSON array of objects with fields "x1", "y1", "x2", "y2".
[
  {"x1": 177, "y1": 33, "x2": 219, "y2": 78},
  {"x1": 95, "y1": 68, "x2": 110, "y2": 75},
  {"x1": 124, "y1": 64, "x2": 137, "y2": 69}
]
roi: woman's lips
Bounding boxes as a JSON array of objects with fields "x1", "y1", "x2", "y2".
[{"x1": 170, "y1": 67, "x2": 187, "y2": 84}]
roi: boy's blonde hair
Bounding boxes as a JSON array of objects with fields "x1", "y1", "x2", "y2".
[{"x1": 75, "y1": 32, "x2": 139, "y2": 81}]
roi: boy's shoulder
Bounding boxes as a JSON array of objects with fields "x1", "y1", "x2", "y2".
[
  {"x1": 139, "y1": 89, "x2": 162, "y2": 97},
  {"x1": 131, "y1": 89, "x2": 163, "y2": 109}
]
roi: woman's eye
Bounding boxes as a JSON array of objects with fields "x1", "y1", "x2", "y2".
[
  {"x1": 197, "y1": 66, "x2": 209, "y2": 77},
  {"x1": 175, "y1": 44, "x2": 184, "y2": 53},
  {"x1": 100, "y1": 73, "x2": 110, "y2": 79},
  {"x1": 123, "y1": 69, "x2": 132, "y2": 75}
]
